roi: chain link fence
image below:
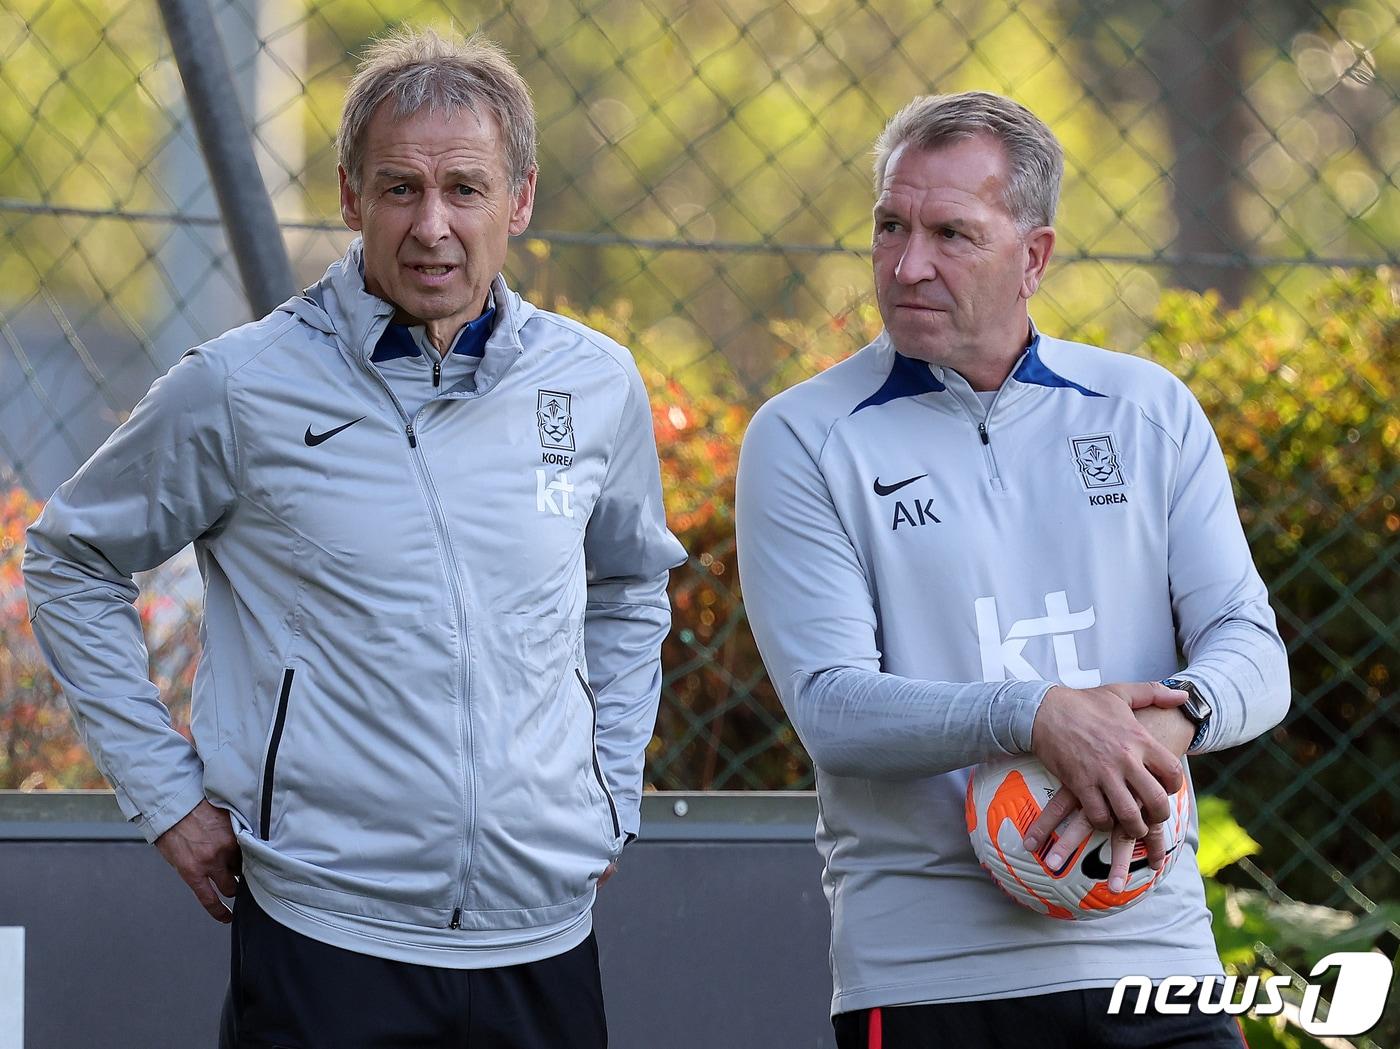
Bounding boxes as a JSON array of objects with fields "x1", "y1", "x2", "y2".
[{"x1": 2, "y1": 0, "x2": 1397, "y2": 1009}]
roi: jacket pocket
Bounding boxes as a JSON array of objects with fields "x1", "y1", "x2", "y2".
[
  {"x1": 258, "y1": 668, "x2": 296, "y2": 841},
  {"x1": 574, "y1": 668, "x2": 621, "y2": 841}
]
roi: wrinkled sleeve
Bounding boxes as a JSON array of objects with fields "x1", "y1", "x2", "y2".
[
  {"x1": 23, "y1": 348, "x2": 238, "y2": 841},
  {"x1": 1164, "y1": 386, "x2": 1290, "y2": 752},
  {"x1": 735, "y1": 401, "x2": 1048, "y2": 781},
  {"x1": 582, "y1": 360, "x2": 686, "y2": 841}
]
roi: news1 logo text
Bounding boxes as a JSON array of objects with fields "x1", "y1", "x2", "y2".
[{"x1": 1108, "y1": 952, "x2": 1394, "y2": 1037}]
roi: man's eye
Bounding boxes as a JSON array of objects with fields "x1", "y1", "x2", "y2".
[
  {"x1": 940, "y1": 227, "x2": 961, "y2": 240},
  {"x1": 388, "y1": 185, "x2": 411, "y2": 196},
  {"x1": 880, "y1": 221, "x2": 902, "y2": 233},
  {"x1": 456, "y1": 184, "x2": 478, "y2": 196}
]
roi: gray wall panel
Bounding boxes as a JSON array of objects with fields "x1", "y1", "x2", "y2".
[{"x1": 0, "y1": 794, "x2": 834, "y2": 1049}]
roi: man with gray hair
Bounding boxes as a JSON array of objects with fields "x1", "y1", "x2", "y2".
[
  {"x1": 25, "y1": 26, "x2": 683, "y2": 1047},
  {"x1": 737, "y1": 91, "x2": 1288, "y2": 1046}
]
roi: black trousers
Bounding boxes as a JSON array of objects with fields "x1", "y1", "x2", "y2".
[
  {"x1": 219, "y1": 884, "x2": 607, "y2": 1049},
  {"x1": 833, "y1": 989, "x2": 1246, "y2": 1049}
]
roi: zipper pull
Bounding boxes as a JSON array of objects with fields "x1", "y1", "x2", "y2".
[
  {"x1": 978, "y1": 422, "x2": 990, "y2": 446},
  {"x1": 432, "y1": 360, "x2": 441, "y2": 388},
  {"x1": 449, "y1": 907, "x2": 462, "y2": 930},
  {"x1": 406, "y1": 422, "x2": 417, "y2": 448}
]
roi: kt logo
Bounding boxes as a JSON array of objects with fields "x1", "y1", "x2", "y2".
[
  {"x1": 975, "y1": 590, "x2": 1100, "y2": 688},
  {"x1": 536, "y1": 469, "x2": 574, "y2": 518}
]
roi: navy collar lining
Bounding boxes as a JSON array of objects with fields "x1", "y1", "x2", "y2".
[
  {"x1": 850, "y1": 351, "x2": 947, "y2": 415},
  {"x1": 370, "y1": 305, "x2": 497, "y2": 363},
  {"x1": 1011, "y1": 335, "x2": 1104, "y2": 397},
  {"x1": 851, "y1": 327, "x2": 1103, "y2": 415}
]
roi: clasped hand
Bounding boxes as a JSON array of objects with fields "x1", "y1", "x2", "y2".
[{"x1": 1023, "y1": 682, "x2": 1194, "y2": 893}]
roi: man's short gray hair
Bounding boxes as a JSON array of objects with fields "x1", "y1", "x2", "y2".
[
  {"x1": 873, "y1": 91, "x2": 1064, "y2": 230},
  {"x1": 338, "y1": 26, "x2": 537, "y2": 193}
]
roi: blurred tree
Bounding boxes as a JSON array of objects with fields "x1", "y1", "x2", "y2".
[{"x1": 1143, "y1": 0, "x2": 1252, "y2": 304}]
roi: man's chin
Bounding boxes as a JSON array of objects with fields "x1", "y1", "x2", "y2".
[
  {"x1": 885, "y1": 324, "x2": 953, "y2": 365},
  {"x1": 388, "y1": 289, "x2": 472, "y2": 324}
]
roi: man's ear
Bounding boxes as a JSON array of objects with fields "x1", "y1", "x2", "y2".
[
  {"x1": 1021, "y1": 225, "x2": 1055, "y2": 299},
  {"x1": 340, "y1": 165, "x2": 363, "y2": 232},
  {"x1": 508, "y1": 166, "x2": 537, "y2": 237}
]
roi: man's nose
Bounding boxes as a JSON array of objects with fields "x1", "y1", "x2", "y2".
[
  {"x1": 894, "y1": 232, "x2": 936, "y2": 285},
  {"x1": 411, "y1": 191, "x2": 450, "y2": 245}
]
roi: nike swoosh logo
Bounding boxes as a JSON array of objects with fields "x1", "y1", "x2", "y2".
[
  {"x1": 304, "y1": 417, "x2": 365, "y2": 446},
  {"x1": 1079, "y1": 840, "x2": 1175, "y2": 881},
  {"x1": 872, "y1": 474, "x2": 926, "y2": 497}
]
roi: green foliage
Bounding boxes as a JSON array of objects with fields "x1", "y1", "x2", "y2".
[
  {"x1": 1144, "y1": 270, "x2": 1399, "y2": 907},
  {"x1": 1197, "y1": 794, "x2": 1262, "y2": 878},
  {"x1": 1200, "y1": 796, "x2": 1399, "y2": 1049}
]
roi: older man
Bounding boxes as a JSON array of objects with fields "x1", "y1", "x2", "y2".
[
  {"x1": 736, "y1": 92, "x2": 1289, "y2": 1048},
  {"x1": 25, "y1": 27, "x2": 683, "y2": 1048}
]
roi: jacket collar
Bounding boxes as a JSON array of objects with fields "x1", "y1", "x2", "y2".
[
  {"x1": 859, "y1": 319, "x2": 1102, "y2": 418},
  {"x1": 280, "y1": 239, "x2": 537, "y2": 397},
  {"x1": 370, "y1": 298, "x2": 497, "y2": 363}
]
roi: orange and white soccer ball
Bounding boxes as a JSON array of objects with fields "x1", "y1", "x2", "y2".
[{"x1": 965, "y1": 753, "x2": 1191, "y2": 920}]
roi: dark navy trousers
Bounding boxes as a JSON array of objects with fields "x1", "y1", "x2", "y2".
[
  {"x1": 834, "y1": 989, "x2": 1246, "y2": 1049},
  {"x1": 219, "y1": 883, "x2": 607, "y2": 1049}
]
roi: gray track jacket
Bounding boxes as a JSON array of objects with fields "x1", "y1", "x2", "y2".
[
  {"x1": 25, "y1": 242, "x2": 685, "y2": 966},
  {"x1": 737, "y1": 329, "x2": 1289, "y2": 1012}
]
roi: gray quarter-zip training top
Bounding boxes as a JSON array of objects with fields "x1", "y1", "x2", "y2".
[{"x1": 736, "y1": 328, "x2": 1289, "y2": 1013}]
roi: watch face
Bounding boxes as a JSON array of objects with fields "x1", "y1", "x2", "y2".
[{"x1": 1164, "y1": 678, "x2": 1209, "y2": 723}]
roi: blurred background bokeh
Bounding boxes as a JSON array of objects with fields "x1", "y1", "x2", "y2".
[{"x1": 1, "y1": 2, "x2": 1396, "y2": 1042}]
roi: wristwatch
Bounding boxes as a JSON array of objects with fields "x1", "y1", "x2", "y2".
[{"x1": 1161, "y1": 676, "x2": 1212, "y2": 751}]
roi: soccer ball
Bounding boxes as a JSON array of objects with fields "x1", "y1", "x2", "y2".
[{"x1": 965, "y1": 753, "x2": 1191, "y2": 920}]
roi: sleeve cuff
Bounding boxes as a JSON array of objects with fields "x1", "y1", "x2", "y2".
[
  {"x1": 997, "y1": 680, "x2": 1057, "y2": 754},
  {"x1": 131, "y1": 775, "x2": 209, "y2": 843}
]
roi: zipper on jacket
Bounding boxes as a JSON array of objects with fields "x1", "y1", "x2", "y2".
[
  {"x1": 432, "y1": 360, "x2": 441, "y2": 388},
  {"x1": 575, "y1": 669, "x2": 622, "y2": 840},
  {"x1": 354, "y1": 345, "x2": 478, "y2": 929},
  {"x1": 957, "y1": 383, "x2": 1007, "y2": 492},
  {"x1": 259, "y1": 668, "x2": 296, "y2": 841},
  {"x1": 977, "y1": 419, "x2": 1006, "y2": 491}
]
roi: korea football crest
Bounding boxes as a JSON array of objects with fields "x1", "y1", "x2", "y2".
[
  {"x1": 1069, "y1": 432, "x2": 1125, "y2": 490},
  {"x1": 537, "y1": 390, "x2": 575, "y2": 452},
  {"x1": 1069, "y1": 432, "x2": 1129, "y2": 506}
]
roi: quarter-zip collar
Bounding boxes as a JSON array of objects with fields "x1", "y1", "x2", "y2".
[
  {"x1": 280, "y1": 238, "x2": 535, "y2": 400},
  {"x1": 856, "y1": 321, "x2": 1045, "y2": 420},
  {"x1": 371, "y1": 295, "x2": 497, "y2": 363},
  {"x1": 927, "y1": 320, "x2": 1040, "y2": 420}
]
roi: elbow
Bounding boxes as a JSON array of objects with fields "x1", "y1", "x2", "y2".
[
  {"x1": 786, "y1": 669, "x2": 858, "y2": 778},
  {"x1": 1223, "y1": 655, "x2": 1291, "y2": 748},
  {"x1": 783, "y1": 705, "x2": 843, "y2": 777},
  {"x1": 22, "y1": 506, "x2": 77, "y2": 593},
  {"x1": 784, "y1": 666, "x2": 936, "y2": 781},
  {"x1": 21, "y1": 530, "x2": 54, "y2": 607},
  {"x1": 1256, "y1": 633, "x2": 1292, "y2": 733},
  {"x1": 802, "y1": 736, "x2": 946, "y2": 782},
  {"x1": 789, "y1": 707, "x2": 930, "y2": 782},
  {"x1": 1260, "y1": 663, "x2": 1292, "y2": 735},
  {"x1": 801, "y1": 736, "x2": 864, "y2": 780}
]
